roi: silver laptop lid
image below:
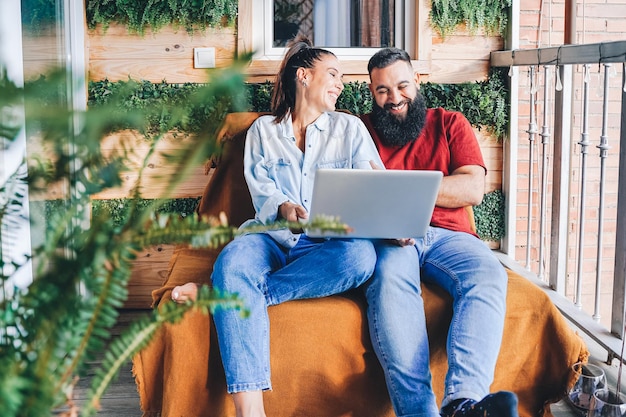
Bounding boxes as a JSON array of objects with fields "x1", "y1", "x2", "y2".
[{"x1": 306, "y1": 168, "x2": 442, "y2": 239}]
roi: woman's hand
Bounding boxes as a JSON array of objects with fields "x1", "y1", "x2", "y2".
[{"x1": 279, "y1": 201, "x2": 309, "y2": 222}]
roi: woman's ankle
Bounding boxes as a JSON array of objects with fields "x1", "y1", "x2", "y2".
[{"x1": 233, "y1": 391, "x2": 266, "y2": 417}]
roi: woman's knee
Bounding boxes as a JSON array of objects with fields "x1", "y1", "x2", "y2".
[
  {"x1": 211, "y1": 235, "x2": 273, "y2": 290},
  {"x1": 211, "y1": 248, "x2": 240, "y2": 291},
  {"x1": 337, "y1": 239, "x2": 377, "y2": 277}
]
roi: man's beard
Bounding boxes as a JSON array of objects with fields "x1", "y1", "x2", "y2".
[{"x1": 371, "y1": 92, "x2": 427, "y2": 147}]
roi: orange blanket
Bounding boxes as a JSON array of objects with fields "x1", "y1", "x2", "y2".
[{"x1": 132, "y1": 113, "x2": 588, "y2": 417}]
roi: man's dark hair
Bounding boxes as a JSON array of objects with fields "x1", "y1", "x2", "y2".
[{"x1": 367, "y1": 47, "x2": 412, "y2": 74}]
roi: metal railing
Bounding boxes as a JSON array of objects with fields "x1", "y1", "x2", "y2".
[{"x1": 491, "y1": 40, "x2": 626, "y2": 363}]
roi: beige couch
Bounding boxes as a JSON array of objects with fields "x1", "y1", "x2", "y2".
[{"x1": 133, "y1": 112, "x2": 588, "y2": 417}]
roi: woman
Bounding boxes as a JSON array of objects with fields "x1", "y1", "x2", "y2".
[{"x1": 172, "y1": 35, "x2": 383, "y2": 417}]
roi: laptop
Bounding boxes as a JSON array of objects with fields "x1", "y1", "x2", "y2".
[{"x1": 305, "y1": 168, "x2": 442, "y2": 239}]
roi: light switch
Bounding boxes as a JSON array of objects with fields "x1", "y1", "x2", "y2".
[{"x1": 194, "y1": 47, "x2": 216, "y2": 69}]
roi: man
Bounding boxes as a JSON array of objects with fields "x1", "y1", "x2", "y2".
[{"x1": 361, "y1": 47, "x2": 519, "y2": 417}]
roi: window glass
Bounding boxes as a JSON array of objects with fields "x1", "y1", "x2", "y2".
[{"x1": 273, "y1": 0, "x2": 396, "y2": 48}]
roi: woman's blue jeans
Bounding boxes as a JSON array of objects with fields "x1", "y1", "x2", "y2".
[
  {"x1": 211, "y1": 233, "x2": 376, "y2": 393},
  {"x1": 365, "y1": 227, "x2": 508, "y2": 417}
]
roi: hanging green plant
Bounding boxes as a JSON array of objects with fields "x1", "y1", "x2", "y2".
[
  {"x1": 88, "y1": 74, "x2": 510, "y2": 141},
  {"x1": 336, "y1": 81, "x2": 374, "y2": 116},
  {"x1": 86, "y1": 0, "x2": 239, "y2": 34},
  {"x1": 473, "y1": 189, "x2": 506, "y2": 241},
  {"x1": 420, "y1": 67, "x2": 509, "y2": 139},
  {"x1": 87, "y1": 79, "x2": 238, "y2": 137},
  {"x1": 430, "y1": 0, "x2": 511, "y2": 39},
  {"x1": 90, "y1": 197, "x2": 202, "y2": 228}
]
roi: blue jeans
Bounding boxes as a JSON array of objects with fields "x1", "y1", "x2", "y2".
[
  {"x1": 211, "y1": 233, "x2": 376, "y2": 393},
  {"x1": 364, "y1": 227, "x2": 508, "y2": 417}
]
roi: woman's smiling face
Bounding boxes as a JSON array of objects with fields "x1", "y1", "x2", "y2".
[{"x1": 301, "y1": 54, "x2": 345, "y2": 113}]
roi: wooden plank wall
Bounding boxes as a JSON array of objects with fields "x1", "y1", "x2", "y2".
[
  {"x1": 86, "y1": 24, "x2": 503, "y2": 84},
  {"x1": 95, "y1": 131, "x2": 210, "y2": 200},
  {"x1": 88, "y1": 24, "x2": 236, "y2": 84},
  {"x1": 429, "y1": 30, "x2": 503, "y2": 84},
  {"x1": 475, "y1": 129, "x2": 502, "y2": 194},
  {"x1": 86, "y1": 17, "x2": 504, "y2": 309},
  {"x1": 92, "y1": 130, "x2": 213, "y2": 309}
]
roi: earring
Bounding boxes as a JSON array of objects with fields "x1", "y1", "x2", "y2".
[{"x1": 302, "y1": 80, "x2": 308, "y2": 87}]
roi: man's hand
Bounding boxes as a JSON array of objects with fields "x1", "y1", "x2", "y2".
[
  {"x1": 394, "y1": 238, "x2": 416, "y2": 247},
  {"x1": 370, "y1": 160, "x2": 383, "y2": 170},
  {"x1": 279, "y1": 201, "x2": 309, "y2": 222}
]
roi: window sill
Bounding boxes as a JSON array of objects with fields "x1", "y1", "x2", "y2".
[{"x1": 243, "y1": 59, "x2": 432, "y2": 83}]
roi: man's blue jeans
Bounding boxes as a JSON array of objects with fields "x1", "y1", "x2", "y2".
[
  {"x1": 211, "y1": 233, "x2": 376, "y2": 393},
  {"x1": 365, "y1": 227, "x2": 508, "y2": 417}
]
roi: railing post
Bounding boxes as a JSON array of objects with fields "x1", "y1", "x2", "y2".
[
  {"x1": 549, "y1": 64, "x2": 573, "y2": 295},
  {"x1": 538, "y1": 66, "x2": 552, "y2": 280},
  {"x1": 576, "y1": 64, "x2": 592, "y2": 309},
  {"x1": 526, "y1": 66, "x2": 538, "y2": 270},
  {"x1": 611, "y1": 66, "x2": 626, "y2": 339},
  {"x1": 502, "y1": 66, "x2": 520, "y2": 257},
  {"x1": 594, "y1": 63, "x2": 612, "y2": 322},
  {"x1": 499, "y1": 0, "x2": 520, "y2": 258}
]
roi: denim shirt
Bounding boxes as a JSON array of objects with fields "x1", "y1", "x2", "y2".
[{"x1": 241, "y1": 111, "x2": 384, "y2": 248}]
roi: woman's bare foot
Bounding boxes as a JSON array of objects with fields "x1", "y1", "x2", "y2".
[{"x1": 171, "y1": 282, "x2": 198, "y2": 303}]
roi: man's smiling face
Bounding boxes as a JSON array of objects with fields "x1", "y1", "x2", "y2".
[
  {"x1": 369, "y1": 60, "x2": 420, "y2": 121},
  {"x1": 368, "y1": 60, "x2": 427, "y2": 147}
]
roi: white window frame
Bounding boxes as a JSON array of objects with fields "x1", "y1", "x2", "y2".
[
  {"x1": 0, "y1": 0, "x2": 87, "y2": 292},
  {"x1": 1, "y1": 0, "x2": 31, "y2": 291},
  {"x1": 248, "y1": 0, "x2": 417, "y2": 61}
]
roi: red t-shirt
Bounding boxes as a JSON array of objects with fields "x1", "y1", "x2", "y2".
[{"x1": 361, "y1": 108, "x2": 486, "y2": 236}]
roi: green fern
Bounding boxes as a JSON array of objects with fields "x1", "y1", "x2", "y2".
[{"x1": 0, "y1": 63, "x2": 248, "y2": 416}]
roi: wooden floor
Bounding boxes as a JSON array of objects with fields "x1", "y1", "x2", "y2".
[
  {"x1": 73, "y1": 310, "x2": 587, "y2": 417},
  {"x1": 73, "y1": 309, "x2": 146, "y2": 417}
]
